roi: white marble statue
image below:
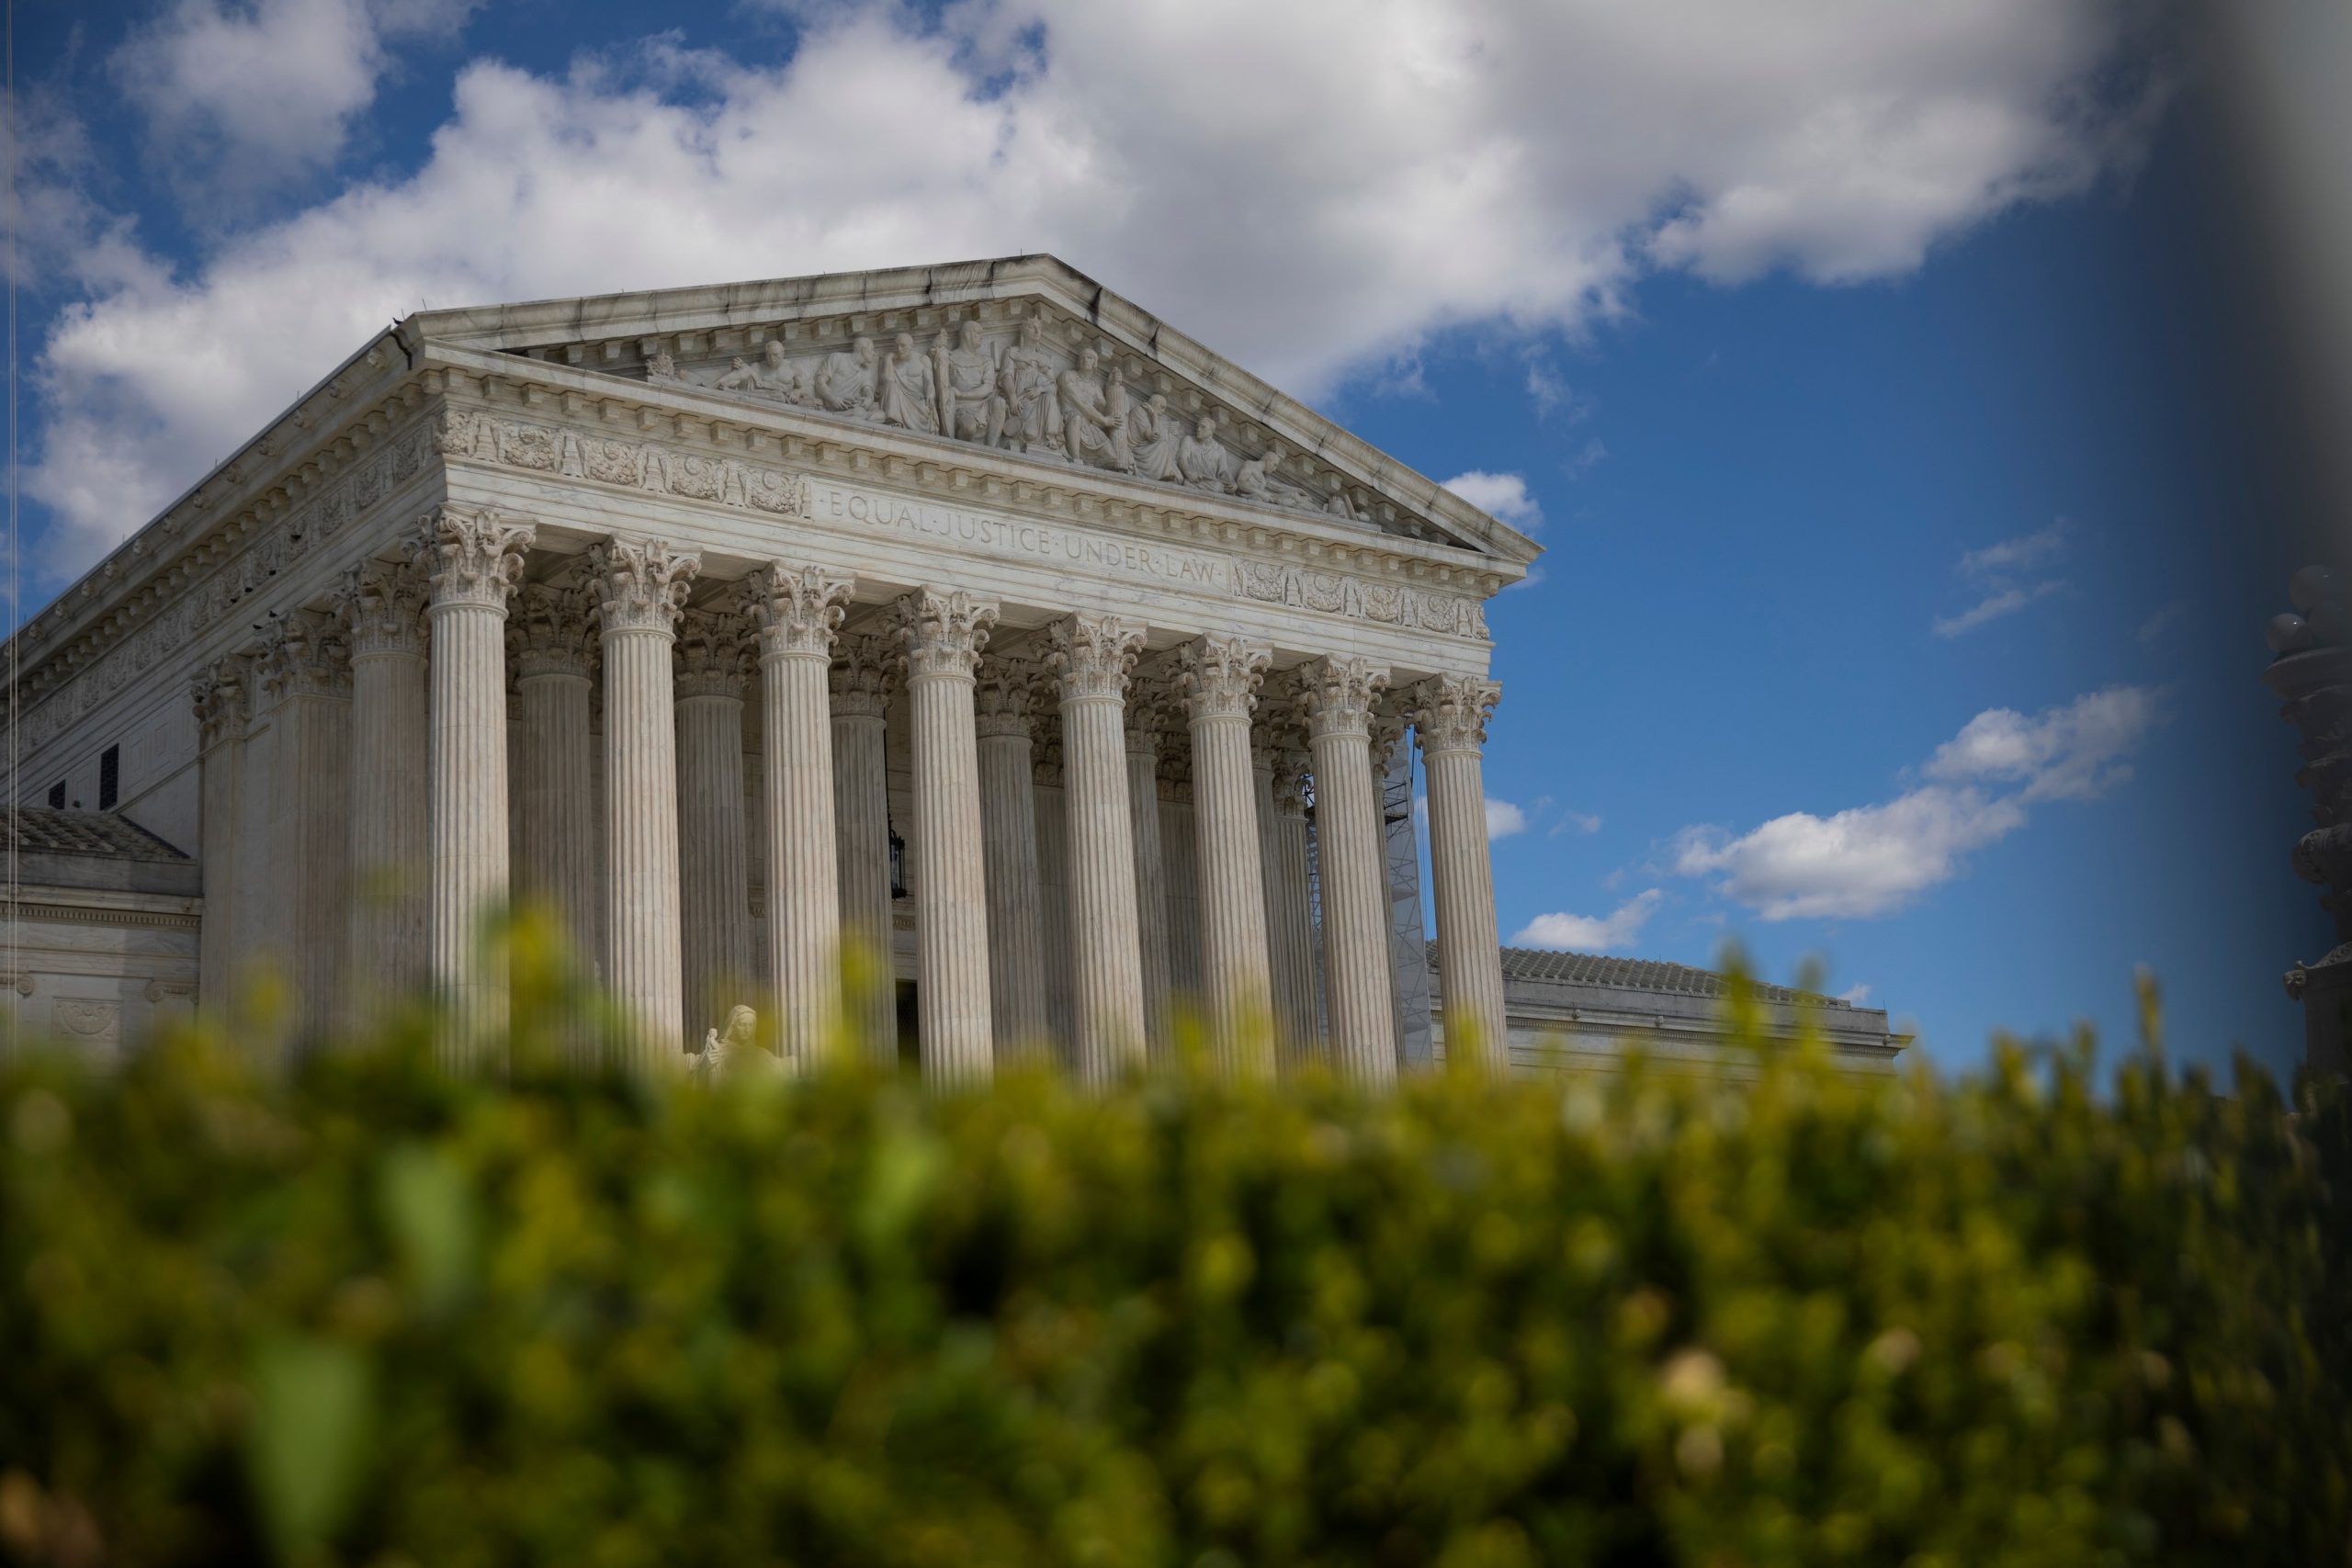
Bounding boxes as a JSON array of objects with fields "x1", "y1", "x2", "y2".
[
  {"x1": 876, "y1": 332, "x2": 940, "y2": 434},
  {"x1": 1057, "y1": 346, "x2": 1128, "y2": 471},
  {"x1": 715, "y1": 355, "x2": 760, "y2": 393},
  {"x1": 754, "y1": 340, "x2": 811, "y2": 403},
  {"x1": 1177, "y1": 413, "x2": 1233, "y2": 491},
  {"x1": 816, "y1": 336, "x2": 879, "y2": 416},
  {"x1": 1127, "y1": 392, "x2": 1182, "y2": 482},
  {"x1": 647, "y1": 349, "x2": 680, "y2": 382},
  {"x1": 933, "y1": 321, "x2": 999, "y2": 443},
  {"x1": 1234, "y1": 441, "x2": 1316, "y2": 510},
  {"x1": 993, "y1": 317, "x2": 1062, "y2": 455},
  {"x1": 693, "y1": 1003, "x2": 775, "y2": 1082}
]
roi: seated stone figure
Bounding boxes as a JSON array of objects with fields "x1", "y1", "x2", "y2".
[
  {"x1": 933, "y1": 321, "x2": 999, "y2": 443},
  {"x1": 992, "y1": 317, "x2": 1062, "y2": 454},
  {"x1": 714, "y1": 355, "x2": 760, "y2": 393},
  {"x1": 1233, "y1": 441, "x2": 1317, "y2": 511},
  {"x1": 1057, "y1": 347, "x2": 1129, "y2": 470},
  {"x1": 693, "y1": 1004, "x2": 776, "y2": 1082},
  {"x1": 1127, "y1": 392, "x2": 1182, "y2": 482},
  {"x1": 1176, "y1": 415, "x2": 1233, "y2": 491},
  {"x1": 876, "y1": 332, "x2": 940, "y2": 434},
  {"x1": 815, "y1": 336, "x2": 879, "y2": 416}
]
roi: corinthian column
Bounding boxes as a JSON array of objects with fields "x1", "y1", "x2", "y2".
[
  {"x1": 190, "y1": 659, "x2": 249, "y2": 1014},
  {"x1": 1411, "y1": 675, "x2": 1509, "y2": 1074},
  {"x1": 338, "y1": 559, "x2": 429, "y2": 1006},
  {"x1": 891, "y1": 588, "x2": 1000, "y2": 1087},
  {"x1": 509, "y1": 581, "x2": 600, "y2": 986},
  {"x1": 1176, "y1": 636, "x2": 1274, "y2": 1078},
  {"x1": 1044, "y1": 614, "x2": 1150, "y2": 1083},
  {"x1": 592, "y1": 536, "x2": 701, "y2": 1071},
  {"x1": 976, "y1": 657, "x2": 1051, "y2": 1060},
  {"x1": 749, "y1": 563, "x2": 853, "y2": 1066},
  {"x1": 1263, "y1": 730, "x2": 1323, "y2": 1067},
  {"x1": 830, "y1": 633, "x2": 899, "y2": 1064},
  {"x1": 413, "y1": 505, "x2": 535, "y2": 1065},
  {"x1": 675, "y1": 606, "x2": 754, "y2": 1040},
  {"x1": 1298, "y1": 655, "x2": 1396, "y2": 1085},
  {"x1": 1124, "y1": 685, "x2": 1176, "y2": 1056}
]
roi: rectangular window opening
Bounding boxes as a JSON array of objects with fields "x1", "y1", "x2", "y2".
[{"x1": 99, "y1": 746, "x2": 120, "y2": 811}]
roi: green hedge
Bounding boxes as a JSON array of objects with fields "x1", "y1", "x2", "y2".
[{"x1": 2, "y1": 968, "x2": 2346, "y2": 1566}]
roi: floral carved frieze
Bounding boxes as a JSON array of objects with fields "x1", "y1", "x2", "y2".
[{"x1": 436, "y1": 408, "x2": 808, "y2": 516}]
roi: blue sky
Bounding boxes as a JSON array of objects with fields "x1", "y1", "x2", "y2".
[{"x1": 9, "y1": 0, "x2": 2324, "y2": 1077}]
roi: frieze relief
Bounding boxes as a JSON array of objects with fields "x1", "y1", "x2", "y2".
[{"x1": 435, "y1": 406, "x2": 807, "y2": 516}]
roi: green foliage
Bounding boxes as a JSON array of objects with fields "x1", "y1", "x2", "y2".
[{"x1": 1, "y1": 968, "x2": 2346, "y2": 1566}]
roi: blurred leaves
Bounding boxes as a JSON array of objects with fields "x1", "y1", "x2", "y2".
[{"x1": 0, "y1": 972, "x2": 2346, "y2": 1566}]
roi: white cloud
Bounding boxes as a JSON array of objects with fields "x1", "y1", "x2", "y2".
[
  {"x1": 1550, "y1": 809, "x2": 1603, "y2": 836},
  {"x1": 1512, "y1": 889, "x2": 1664, "y2": 952},
  {"x1": 1961, "y1": 519, "x2": 2073, "y2": 578},
  {"x1": 1922, "y1": 683, "x2": 2161, "y2": 801},
  {"x1": 31, "y1": 0, "x2": 2162, "y2": 576},
  {"x1": 112, "y1": 0, "x2": 479, "y2": 206},
  {"x1": 1838, "y1": 983, "x2": 1872, "y2": 1005},
  {"x1": 1485, "y1": 798, "x2": 1529, "y2": 840},
  {"x1": 2138, "y1": 603, "x2": 2188, "y2": 643},
  {"x1": 1932, "y1": 578, "x2": 2066, "y2": 637},
  {"x1": 1674, "y1": 684, "x2": 2164, "y2": 919},
  {"x1": 1441, "y1": 470, "x2": 1544, "y2": 531}
]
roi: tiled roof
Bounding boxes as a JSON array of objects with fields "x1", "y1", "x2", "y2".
[
  {"x1": 4, "y1": 807, "x2": 189, "y2": 862},
  {"x1": 1432, "y1": 942, "x2": 1851, "y2": 1009}
]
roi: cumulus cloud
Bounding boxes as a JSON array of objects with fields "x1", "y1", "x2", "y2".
[
  {"x1": 30, "y1": 0, "x2": 2163, "y2": 576},
  {"x1": 1838, "y1": 983, "x2": 1872, "y2": 1005},
  {"x1": 1485, "y1": 798, "x2": 1530, "y2": 840},
  {"x1": 1442, "y1": 470, "x2": 1544, "y2": 531},
  {"x1": 1675, "y1": 684, "x2": 2162, "y2": 919},
  {"x1": 1512, "y1": 889, "x2": 1664, "y2": 952},
  {"x1": 1960, "y1": 519, "x2": 2073, "y2": 577},
  {"x1": 112, "y1": 0, "x2": 480, "y2": 206},
  {"x1": 1933, "y1": 578, "x2": 2067, "y2": 637}
]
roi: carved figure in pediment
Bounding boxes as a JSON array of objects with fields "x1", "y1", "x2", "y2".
[
  {"x1": 648, "y1": 350, "x2": 679, "y2": 381},
  {"x1": 1128, "y1": 392, "x2": 1182, "y2": 481},
  {"x1": 1327, "y1": 488, "x2": 1363, "y2": 522},
  {"x1": 715, "y1": 355, "x2": 760, "y2": 393},
  {"x1": 1234, "y1": 441, "x2": 1316, "y2": 511},
  {"x1": 754, "y1": 339, "x2": 812, "y2": 402},
  {"x1": 933, "y1": 321, "x2": 999, "y2": 443},
  {"x1": 815, "y1": 336, "x2": 879, "y2": 416},
  {"x1": 992, "y1": 316, "x2": 1063, "y2": 454},
  {"x1": 1057, "y1": 346, "x2": 1129, "y2": 471},
  {"x1": 1177, "y1": 413, "x2": 1233, "y2": 491},
  {"x1": 876, "y1": 332, "x2": 941, "y2": 434}
]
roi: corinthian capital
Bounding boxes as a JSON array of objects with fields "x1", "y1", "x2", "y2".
[
  {"x1": 509, "y1": 581, "x2": 597, "y2": 679},
  {"x1": 411, "y1": 505, "x2": 535, "y2": 610},
  {"x1": 891, "y1": 588, "x2": 999, "y2": 682},
  {"x1": 830, "y1": 633, "x2": 899, "y2": 717},
  {"x1": 336, "y1": 558, "x2": 427, "y2": 659},
  {"x1": 674, "y1": 608, "x2": 752, "y2": 698},
  {"x1": 1408, "y1": 674, "x2": 1501, "y2": 756},
  {"x1": 591, "y1": 536, "x2": 700, "y2": 636},
  {"x1": 975, "y1": 656, "x2": 1041, "y2": 739},
  {"x1": 749, "y1": 562, "x2": 854, "y2": 660},
  {"x1": 1045, "y1": 612, "x2": 1146, "y2": 705},
  {"x1": 1270, "y1": 738, "x2": 1313, "y2": 818},
  {"x1": 1295, "y1": 655, "x2": 1389, "y2": 741},
  {"x1": 254, "y1": 612, "x2": 350, "y2": 707},
  {"x1": 190, "y1": 658, "x2": 250, "y2": 751},
  {"x1": 1174, "y1": 635, "x2": 1271, "y2": 724}
]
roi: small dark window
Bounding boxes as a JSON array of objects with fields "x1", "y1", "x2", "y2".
[
  {"x1": 47, "y1": 781, "x2": 65, "y2": 809},
  {"x1": 99, "y1": 747, "x2": 120, "y2": 810}
]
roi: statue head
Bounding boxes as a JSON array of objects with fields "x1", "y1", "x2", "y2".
[
  {"x1": 959, "y1": 320, "x2": 984, "y2": 350},
  {"x1": 1148, "y1": 392, "x2": 1168, "y2": 412},
  {"x1": 1017, "y1": 318, "x2": 1043, "y2": 345},
  {"x1": 1261, "y1": 442, "x2": 1287, "y2": 468},
  {"x1": 723, "y1": 1003, "x2": 756, "y2": 1047},
  {"x1": 1193, "y1": 415, "x2": 1216, "y2": 440},
  {"x1": 893, "y1": 331, "x2": 916, "y2": 358},
  {"x1": 854, "y1": 336, "x2": 876, "y2": 365},
  {"x1": 763, "y1": 340, "x2": 786, "y2": 367},
  {"x1": 1077, "y1": 347, "x2": 1099, "y2": 372}
]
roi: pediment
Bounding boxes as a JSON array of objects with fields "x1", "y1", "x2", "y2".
[{"x1": 404, "y1": 255, "x2": 1538, "y2": 565}]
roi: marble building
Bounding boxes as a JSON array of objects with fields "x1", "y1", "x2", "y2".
[{"x1": 2, "y1": 256, "x2": 1547, "y2": 1082}]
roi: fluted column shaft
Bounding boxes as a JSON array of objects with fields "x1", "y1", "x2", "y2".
[
  {"x1": 1034, "y1": 739, "x2": 1075, "y2": 1051},
  {"x1": 1125, "y1": 700, "x2": 1175, "y2": 1057},
  {"x1": 977, "y1": 660, "x2": 1051, "y2": 1060},
  {"x1": 831, "y1": 635, "x2": 899, "y2": 1065},
  {"x1": 1176, "y1": 637, "x2": 1274, "y2": 1077},
  {"x1": 510, "y1": 581, "x2": 599, "y2": 987},
  {"x1": 752, "y1": 564, "x2": 853, "y2": 1066},
  {"x1": 675, "y1": 608, "x2": 753, "y2": 1037},
  {"x1": 415, "y1": 510, "x2": 533, "y2": 1065},
  {"x1": 339, "y1": 562, "x2": 429, "y2": 1006},
  {"x1": 1300, "y1": 655, "x2": 1396, "y2": 1086},
  {"x1": 594, "y1": 537, "x2": 700, "y2": 1072},
  {"x1": 190, "y1": 660, "x2": 249, "y2": 1013},
  {"x1": 1413, "y1": 676, "x2": 1510, "y2": 1073},
  {"x1": 894, "y1": 589, "x2": 1001, "y2": 1087},
  {"x1": 1046, "y1": 614, "x2": 1150, "y2": 1084},
  {"x1": 1264, "y1": 739, "x2": 1323, "y2": 1067}
]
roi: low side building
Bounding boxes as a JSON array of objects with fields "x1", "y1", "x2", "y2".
[{"x1": 0, "y1": 808, "x2": 201, "y2": 1060}]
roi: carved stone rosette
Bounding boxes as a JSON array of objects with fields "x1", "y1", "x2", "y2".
[
  {"x1": 1408, "y1": 675, "x2": 1503, "y2": 756},
  {"x1": 749, "y1": 563, "x2": 854, "y2": 661},
  {"x1": 674, "y1": 608, "x2": 753, "y2": 699},
  {"x1": 1175, "y1": 636, "x2": 1270, "y2": 723},
  {"x1": 975, "y1": 656, "x2": 1041, "y2": 740},
  {"x1": 592, "y1": 537, "x2": 701, "y2": 636},
  {"x1": 411, "y1": 505, "x2": 535, "y2": 610},
  {"x1": 190, "y1": 658, "x2": 250, "y2": 752},
  {"x1": 829, "y1": 633, "x2": 899, "y2": 719},
  {"x1": 1044, "y1": 613, "x2": 1146, "y2": 705},
  {"x1": 508, "y1": 581, "x2": 597, "y2": 679},
  {"x1": 891, "y1": 588, "x2": 1000, "y2": 683},
  {"x1": 337, "y1": 559, "x2": 427, "y2": 660},
  {"x1": 1296, "y1": 656, "x2": 1390, "y2": 741},
  {"x1": 254, "y1": 612, "x2": 350, "y2": 705}
]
